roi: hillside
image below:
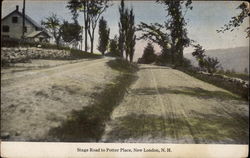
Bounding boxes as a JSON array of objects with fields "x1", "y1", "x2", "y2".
[{"x1": 185, "y1": 47, "x2": 249, "y2": 73}]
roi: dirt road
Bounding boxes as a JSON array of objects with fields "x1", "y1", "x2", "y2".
[
  {"x1": 1, "y1": 58, "x2": 119, "y2": 141},
  {"x1": 102, "y1": 64, "x2": 249, "y2": 144},
  {"x1": 1, "y1": 60, "x2": 248, "y2": 143}
]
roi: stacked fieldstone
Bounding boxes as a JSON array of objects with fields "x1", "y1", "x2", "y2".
[
  {"x1": 198, "y1": 71, "x2": 249, "y2": 92},
  {"x1": 1, "y1": 47, "x2": 71, "y2": 65}
]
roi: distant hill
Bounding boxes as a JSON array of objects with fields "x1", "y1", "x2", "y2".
[{"x1": 184, "y1": 47, "x2": 249, "y2": 73}]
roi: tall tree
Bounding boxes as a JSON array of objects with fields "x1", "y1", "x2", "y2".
[
  {"x1": 156, "y1": 0, "x2": 192, "y2": 65},
  {"x1": 87, "y1": 0, "x2": 109, "y2": 53},
  {"x1": 67, "y1": 0, "x2": 90, "y2": 52},
  {"x1": 41, "y1": 13, "x2": 62, "y2": 48},
  {"x1": 118, "y1": 0, "x2": 126, "y2": 57},
  {"x1": 140, "y1": 42, "x2": 157, "y2": 64},
  {"x1": 98, "y1": 16, "x2": 110, "y2": 55},
  {"x1": 124, "y1": 8, "x2": 136, "y2": 62}
]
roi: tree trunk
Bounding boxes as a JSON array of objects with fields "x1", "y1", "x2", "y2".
[
  {"x1": 171, "y1": 46, "x2": 175, "y2": 65},
  {"x1": 125, "y1": 52, "x2": 128, "y2": 61},
  {"x1": 129, "y1": 52, "x2": 133, "y2": 63},
  {"x1": 84, "y1": 3, "x2": 88, "y2": 53},
  {"x1": 179, "y1": 47, "x2": 184, "y2": 66},
  {"x1": 84, "y1": 17, "x2": 88, "y2": 52},
  {"x1": 90, "y1": 29, "x2": 95, "y2": 54}
]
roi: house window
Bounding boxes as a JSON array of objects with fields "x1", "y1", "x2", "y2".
[
  {"x1": 35, "y1": 27, "x2": 40, "y2": 31},
  {"x1": 2, "y1": 25, "x2": 10, "y2": 32},
  {"x1": 12, "y1": 16, "x2": 18, "y2": 23}
]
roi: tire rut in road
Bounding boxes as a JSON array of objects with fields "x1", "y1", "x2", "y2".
[{"x1": 100, "y1": 64, "x2": 249, "y2": 143}]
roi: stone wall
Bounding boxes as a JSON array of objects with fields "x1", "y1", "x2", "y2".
[
  {"x1": 198, "y1": 71, "x2": 249, "y2": 89},
  {"x1": 178, "y1": 67, "x2": 249, "y2": 100},
  {"x1": 1, "y1": 47, "x2": 72, "y2": 66},
  {"x1": 195, "y1": 71, "x2": 249, "y2": 100}
]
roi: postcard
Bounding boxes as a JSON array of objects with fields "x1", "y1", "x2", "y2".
[{"x1": 1, "y1": 0, "x2": 249, "y2": 157}]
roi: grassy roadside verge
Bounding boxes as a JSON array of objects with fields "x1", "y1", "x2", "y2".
[
  {"x1": 48, "y1": 59, "x2": 138, "y2": 142},
  {"x1": 216, "y1": 70, "x2": 249, "y2": 81},
  {"x1": 178, "y1": 67, "x2": 249, "y2": 101}
]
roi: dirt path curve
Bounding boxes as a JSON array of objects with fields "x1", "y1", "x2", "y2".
[
  {"x1": 102, "y1": 64, "x2": 249, "y2": 144},
  {"x1": 1, "y1": 58, "x2": 119, "y2": 141}
]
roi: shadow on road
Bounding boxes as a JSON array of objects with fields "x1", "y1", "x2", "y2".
[
  {"x1": 132, "y1": 86, "x2": 241, "y2": 100},
  {"x1": 48, "y1": 60, "x2": 138, "y2": 142},
  {"x1": 104, "y1": 112, "x2": 248, "y2": 144}
]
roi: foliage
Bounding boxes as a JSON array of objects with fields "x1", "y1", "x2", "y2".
[
  {"x1": 217, "y1": 2, "x2": 250, "y2": 38},
  {"x1": 61, "y1": 21, "x2": 82, "y2": 44},
  {"x1": 138, "y1": 43, "x2": 157, "y2": 64},
  {"x1": 182, "y1": 57, "x2": 192, "y2": 68},
  {"x1": 67, "y1": 0, "x2": 110, "y2": 53},
  {"x1": 156, "y1": 0, "x2": 193, "y2": 65},
  {"x1": 124, "y1": 8, "x2": 136, "y2": 62},
  {"x1": 98, "y1": 17, "x2": 110, "y2": 55},
  {"x1": 41, "y1": 13, "x2": 62, "y2": 47},
  {"x1": 87, "y1": 0, "x2": 110, "y2": 53},
  {"x1": 138, "y1": 0, "x2": 192, "y2": 65},
  {"x1": 118, "y1": 0, "x2": 136, "y2": 62},
  {"x1": 107, "y1": 58, "x2": 138, "y2": 73},
  {"x1": 67, "y1": 0, "x2": 89, "y2": 52},
  {"x1": 192, "y1": 44, "x2": 221, "y2": 73},
  {"x1": 192, "y1": 44, "x2": 206, "y2": 69},
  {"x1": 204, "y1": 56, "x2": 220, "y2": 74},
  {"x1": 108, "y1": 35, "x2": 119, "y2": 57},
  {"x1": 118, "y1": 0, "x2": 126, "y2": 58},
  {"x1": 137, "y1": 22, "x2": 171, "y2": 59}
]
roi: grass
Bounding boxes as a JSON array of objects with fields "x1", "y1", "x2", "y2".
[
  {"x1": 48, "y1": 59, "x2": 138, "y2": 142},
  {"x1": 69, "y1": 49, "x2": 101, "y2": 59}
]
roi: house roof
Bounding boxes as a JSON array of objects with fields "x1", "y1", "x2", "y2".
[
  {"x1": 1, "y1": 9, "x2": 42, "y2": 29},
  {"x1": 26, "y1": 31, "x2": 50, "y2": 38}
]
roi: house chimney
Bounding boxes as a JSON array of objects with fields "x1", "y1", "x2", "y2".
[{"x1": 16, "y1": 5, "x2": 19, "y2": 11}]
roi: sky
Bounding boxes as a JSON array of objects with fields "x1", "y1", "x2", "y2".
[{"x1": 2, "y1": 0, "x2": 249, "y2": 60}]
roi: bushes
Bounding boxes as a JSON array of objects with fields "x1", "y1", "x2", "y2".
[
  {"x1": 192, "y1": 44, "x2": 221, "y2": 73},
  {"x1": 107, "y1": 36, "x2": 120, "y2": 57},
  {"x1": 138, "y1": 43, "x2": 157, "y2": 64},
  {"x1": 107, "y1": 58, "x2": 138, "y2": 73}
]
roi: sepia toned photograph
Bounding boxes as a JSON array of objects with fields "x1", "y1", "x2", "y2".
[{"x1": 1, "y1": 0, "x2": 249, "y2": 155}]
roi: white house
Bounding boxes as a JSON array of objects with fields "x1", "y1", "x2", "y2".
[{"x1": 1, "y1": 5, "x2": 50, "y2": 42}]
